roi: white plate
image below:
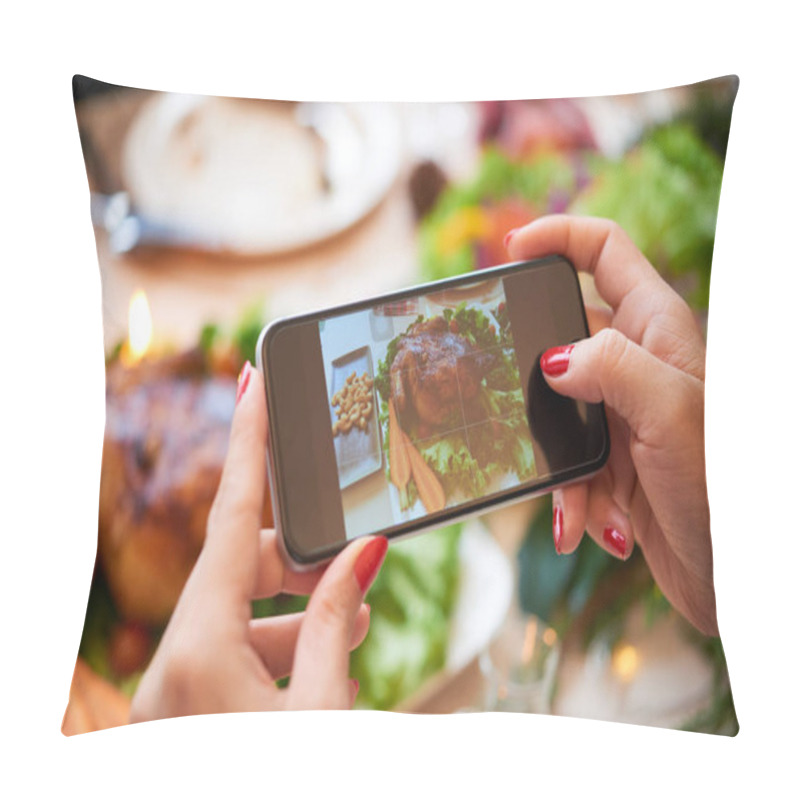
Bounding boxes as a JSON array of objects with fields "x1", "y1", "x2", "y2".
[{"x1": 122, "y1": 95, "x2": 402, "y2": 254}]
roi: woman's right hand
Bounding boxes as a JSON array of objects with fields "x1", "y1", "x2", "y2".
[{"x1": 507, "y1": 215, "x2": 718, "y2": 637}]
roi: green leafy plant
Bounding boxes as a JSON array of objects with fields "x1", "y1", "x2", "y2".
[{"x1": 570, "y1": 123, "x2": 724, "y2": 308}]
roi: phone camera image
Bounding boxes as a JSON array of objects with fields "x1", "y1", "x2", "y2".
[{"x1": 318, "y1": 276, "x2": 537, "y2": 541}]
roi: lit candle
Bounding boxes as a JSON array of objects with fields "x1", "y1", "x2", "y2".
[{"x1": 122, "y1": 289, "x2": 153, "y2": 366}]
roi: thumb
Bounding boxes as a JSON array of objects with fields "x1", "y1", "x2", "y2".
[
  {"x1": 198, "y1": 361, "x2": 267, "y2": 602},
  {"x1": 539, "y1": 329, "x2": 701, "y2": 446},
  {"x1": 288, "y1": 536, "x2": 387, "y2": 709}
]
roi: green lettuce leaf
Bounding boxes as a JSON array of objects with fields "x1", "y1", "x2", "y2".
[{"x1": 351, "y1": 525, "x2": 462, "y2": 709}]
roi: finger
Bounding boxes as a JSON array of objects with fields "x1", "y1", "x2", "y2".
[
  {"x1": 506, "y1": 214, "x2": 664, "y2": 312},
  {"x1": 201, "y1": 362, "x2": 266, "y2": 602},
  {"x1": 583, "y1": 474, "x2": 634, "y2": 561},
  {"x1": 553, "y1": 483, "x2": 588, "y2": 555},
  {"x1": 253, "y1": 528, "x2": 329, "y2": 599},
  {"x1": 288, "y1": 536, "x2": 387, "y2": 710},
  {"x1": 540, "y1": 328, "x2": 702, "y2": 448},
  {"x1": 248, "y1": 604, "x2": 371, "y2": 680},
  {"x1": 507, "y1": 215, "x2": 705, "y2": 377}
]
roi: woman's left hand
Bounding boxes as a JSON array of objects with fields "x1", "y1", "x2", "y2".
[{"x1": 130, "y1": 362, "x2": 386, "y2": 721}]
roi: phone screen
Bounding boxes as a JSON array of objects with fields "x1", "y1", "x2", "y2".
[{"x1": 264, "y1": 257, "x2": 608, "y2": 563}]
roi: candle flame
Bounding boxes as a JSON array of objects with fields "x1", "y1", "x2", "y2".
[{"x1": 128, "y1": 289, "x2": 152, "y2": 363}]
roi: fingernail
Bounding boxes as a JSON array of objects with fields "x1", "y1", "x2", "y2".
[
  {"x1": 540, "y1": 344, "x2": 574, "y2": 377},
  {"x1": 236, "y1": 361, "x2": 252, "y2": 405},
  {"x1": 503, "y1": 227, "x2": 520, "y2": 249},
  {"x1": 349, "y1": 678, "x2": 360, "y2": 703},
  {"x1": 603, "y1": 526, "x2": 628, "y2": 559},
  {"x1": 354, "y1": 536, "x2": 388, "y2": 594},
  {"x1": 553, "y1": 504, "x2": 564, "y2": 554}
]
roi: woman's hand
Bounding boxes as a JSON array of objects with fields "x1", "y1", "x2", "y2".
[
  {"x1": 130, "y1": 362, "x2": 387, "y2": 721},
  {"x1": 507, "y1": 215, "x2": 718, "y2": 636}
]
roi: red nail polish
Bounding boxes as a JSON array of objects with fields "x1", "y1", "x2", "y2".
[
  {"x1": 553, "y1": 504, "x2": 563, "y2": 554},
  {"x1": 603, "y1": 526, "x2": 628, "y2": 559},
  {"x1": 540, "y1": 345, "x2": 574, "y2": 377},
  {"x1": 236, "y1": 361, "x2": 252, "y2": 405},
  {"x1": 503, "y1": 227, "x2": 520, "y2": 249},
  {"x1": 354, "y1": 537, "x2": 388, "y2": 593}
]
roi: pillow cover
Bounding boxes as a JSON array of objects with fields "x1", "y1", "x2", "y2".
[{"x1": 64, "y1": 74, "x2": 738, "y2": 735}]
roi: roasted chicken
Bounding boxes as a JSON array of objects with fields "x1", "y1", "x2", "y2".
[
  {"x1": 389, "y1": 317, "x2": 496, "y2": 428},
  {"x1": 99, "y1": 363, "x2": 236, "y2": 625},
  {"x1": 98, "y1": 349, "x2": 274, "y2": 626}
]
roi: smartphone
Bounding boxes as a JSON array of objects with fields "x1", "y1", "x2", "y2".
[{"x1": 257, "y1": 256, "x2": 609, "y2": 568}]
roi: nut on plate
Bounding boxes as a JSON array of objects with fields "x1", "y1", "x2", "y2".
[{"x1": 331, "y1": 371, "x2": 374, "y2": 437}]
